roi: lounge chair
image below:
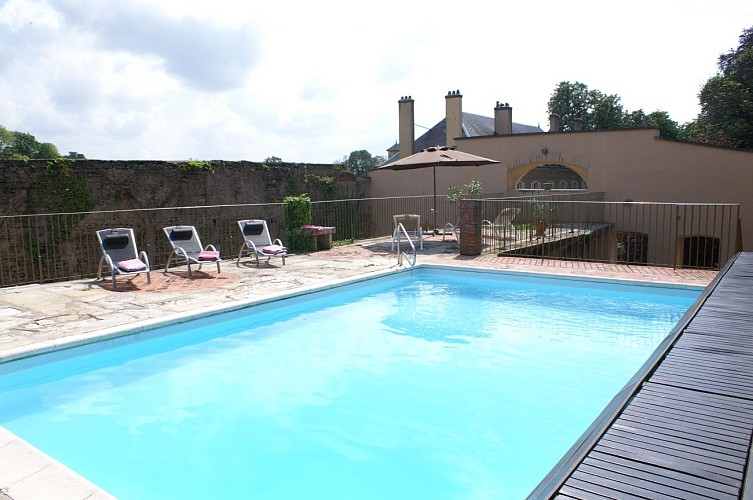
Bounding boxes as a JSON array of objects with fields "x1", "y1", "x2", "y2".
[
  {"x1": 163, "y1": 225, "x2": 221, "y2": 276},
  {"x1": 482, "y1": 207, "x2": 521, "y2": 244},
  {"x1": 392, "y1": 214, "x2": 423, "y2": 251},
  {"x1": 236, "y1": 219, "x2": 288, "y2": 267},
  {"x1": 96, "y1": 228, "x2": 151, "y2": 289}
]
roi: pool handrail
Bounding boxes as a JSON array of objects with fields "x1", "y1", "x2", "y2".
[{"x1": 395, "y1": 222, "x2": 416, "y2": 268}]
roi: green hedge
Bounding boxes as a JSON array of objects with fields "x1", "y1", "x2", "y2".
[{"x1": 284, "y1": 194, "x2": 316, "y2": 252}]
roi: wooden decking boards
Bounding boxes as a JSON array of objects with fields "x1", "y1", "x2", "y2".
[{"x1": 537, "y1": 252, "x2": 753, "y2": 499}]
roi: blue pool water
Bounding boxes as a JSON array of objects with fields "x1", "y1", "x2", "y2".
[{"x1": 0, "y1": 268, "x2": 700, "y2": 498}]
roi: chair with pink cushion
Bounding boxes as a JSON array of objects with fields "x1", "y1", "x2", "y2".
[
  {"x1": 96, "y1": 228, "x2": 151, "y2": 289},
  {"x1": 237, "y1": 219, "x2": 287, "y2": 267},
  {"x1": 163, "y1": 225, "x2": 221, "y2": 276}
]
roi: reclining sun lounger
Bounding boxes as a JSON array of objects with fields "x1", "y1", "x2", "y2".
[
  {"x1": 96, "y1": 228, "x2": 151, "y2": 289},
  {"x1": 237, "y1": 219, "x2": 288, "y2": 267},
  {"x1": 163, "y1": 225, "x2": 221, "y2": 276}
]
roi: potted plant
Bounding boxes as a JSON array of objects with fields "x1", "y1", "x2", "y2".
[
  {"x1": 445, "y1": 181, "x2": 482, "y2": 238},
  {"x1": 530, "y1": 199, "x2": 554, "y2": 236}
]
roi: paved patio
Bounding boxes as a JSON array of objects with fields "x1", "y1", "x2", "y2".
[{"x1": 0, "y1": 235, "x2": 718, "y2": 499}]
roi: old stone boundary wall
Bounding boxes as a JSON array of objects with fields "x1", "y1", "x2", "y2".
[
  {"x1": 0, "y1": 159, "x2": 371, "y2": 286},
  {"x1": 0, "y1": 159, "x2": 369, "y2": 216}
]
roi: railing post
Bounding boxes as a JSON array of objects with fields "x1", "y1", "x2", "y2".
[{"x1": 459, "y1": 199, "x2": 481, "y2": 256}]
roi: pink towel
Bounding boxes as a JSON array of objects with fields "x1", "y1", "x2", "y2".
[
  {"x1": 117, "y1": 258, "x2": 147, "y2": 272},
  {"x1": 301, "y1": 225, "x2": 323, "y2": 231},
  {"x1": 198, "y1": 250, "x2": 221, "y2": 261},
  {"x1": 262, "y1": 245, "x2": 287, "y2": 255}
]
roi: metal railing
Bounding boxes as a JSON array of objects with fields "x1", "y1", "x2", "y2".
[
  {"x1": 395, "y1": 223, "x2": 417, "y2": 268},
  {"x1": 0, "y1": 194, "x2": 741, "y2": 287},
  {"x1": 0, "y1": 196, "x2": 444, "y2": 288},
  {"x1": 477, "y1": 195, "x2": 741, "y2": 270}
]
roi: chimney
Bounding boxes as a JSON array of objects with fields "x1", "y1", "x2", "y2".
[
  {"x1": 398, "y1": 96, "x2": 415, "y2": 159},
  {"x1": 548, "y1": 113, "x2": 560, "y2": 133},
  {"x1": 494, "y1": 101, "x2": 513, "y2": 135},
  {"x1": 572, "y1": 117, "x2": 583, "y2": 131},
  {"x1": 445, "y1": 90, "x2": 462, "y2": 147}
]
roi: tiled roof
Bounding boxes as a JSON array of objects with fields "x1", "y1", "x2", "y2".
[{"x1": 384, "y1": 112, "x2": 543, "y2": 165}]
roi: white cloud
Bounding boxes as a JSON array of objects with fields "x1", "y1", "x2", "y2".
[{"x1": 0, "y1": 0, "x2": 751, "y2": 162}]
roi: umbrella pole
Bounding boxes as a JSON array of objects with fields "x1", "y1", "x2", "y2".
[{"x1": 433, "y1": 164, "x2": 438, "y2": 235}]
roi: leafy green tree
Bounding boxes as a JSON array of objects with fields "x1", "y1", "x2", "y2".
[
  {"x1": 548, "y1": 81, "x2": 680, "y2": 137},
  {"x1": 264, "y1": 156, "x2": 282, "y2": 163},
  {"x1": 0, "y1": 126, "x2": 63, "y2": 159},
  {"x1": 0, "y1": 125, "x2": 12, "y2": 152},
  {"x1": 588, "y1": 91, "x2": 624, "y2": 130},
  {"x1": 36, "y1": 142, "x2": 60, "y2": 158},
  {"x1": 7, "y1": 132, "x2": 38, "y2": 158},
  {"x1": 547, "y1": 81, "x2": 590, "y2": 131},
  {"x1": 624, "y1": 109, "x2": 681, "y2": 139},
  {"x1": 337, "y1": 150, "x2": 385, "y2": 176},
  {"x1": 686, "y1": 26, "x2": 753, "y2": 149}
]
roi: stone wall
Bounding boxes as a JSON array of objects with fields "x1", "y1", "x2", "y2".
[
  {"x1": 0, "y1": 159, "x2": 369, "y2": 216},
  {"x1": 0, "y1": 159, "x2": 371, "y2": 286}
]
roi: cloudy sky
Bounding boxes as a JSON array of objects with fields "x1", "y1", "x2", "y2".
[{"x1": 1, "y1": 0, "x2": 751, "y2": 163}]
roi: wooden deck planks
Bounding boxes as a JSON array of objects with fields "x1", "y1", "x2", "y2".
[{"x1": 547, "y1": 253, "x2": 753, "y2": 499}]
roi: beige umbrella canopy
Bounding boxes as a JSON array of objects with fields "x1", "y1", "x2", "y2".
[{"x1": 376, "y1": 146, "x2": 500, "y2": 233}]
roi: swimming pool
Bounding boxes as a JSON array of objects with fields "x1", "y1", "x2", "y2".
[{"x1": 0, "y1": 267, "x2": 701, "y2": 498}]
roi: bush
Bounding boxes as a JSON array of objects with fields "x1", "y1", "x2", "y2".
[{"x1": 284, "y1": 194, "x2": 315, "y2": 252}]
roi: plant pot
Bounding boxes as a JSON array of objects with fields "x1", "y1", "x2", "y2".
[{"x1": 534, "y1": 220, "x2": 547, "y2": 236}]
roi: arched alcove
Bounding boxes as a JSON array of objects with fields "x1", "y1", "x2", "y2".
[
  {"x1": 506, "y1": 159, "x2": 590, "y2": 192},
  {"x1": 515, "y1": 163, "x2": 588, "y2": 189}
]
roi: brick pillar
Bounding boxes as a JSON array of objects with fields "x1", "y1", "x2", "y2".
[{"x1": 459, "y1": 199, "x2": 481, "y2": 256}]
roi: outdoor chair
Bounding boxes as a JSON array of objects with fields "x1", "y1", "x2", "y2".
[
  {"x1": 482, "y1": 207, "x2": 521, "y2": 244},
  {"x1": 163, "y1": 225, "x2": 221, "y2": 276},
  {"x1": 442, "y1": 219, "x2": 459, "y2": 242},
  {"x1": 392, "y1": 214, "x2": 424, "y2": 251},
  {"x1": 96, "y1": 228, "x2": 151, "y2": 289},
  {"x1": 236, "y1": 219, "x2": 288, "y2": 267}
]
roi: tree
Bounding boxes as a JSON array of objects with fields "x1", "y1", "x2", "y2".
[
  {"x1": 588, "y1": 91, "x2": 624, "y2": 130},
  {"x1": 0, "y1": 125, "x2": 12, "y2": 152},
  {"x1": 547, "y1": 81, "x2": 590, "y2": 131},
  {"x1": 623, "y1": 109, "x2": 681, "y2": 139},
  {"x1": 0, "y1": 125, "x2": 63, "y2": 159},
  {"x1": 36, "y1": 142, "x2": 60, "y2": 159},
  {"x1": 547, "y1": 81, "x2": 680, "y2": 137},
  {"x1": 337, "y1": 150, "x2": 385, "y2": 176},
  {"x1": 686, "y1": 26, "x2": 753, "y2": 149},
  {"x1": 264, "y1": 156, "x2": 282, "y2": 163}
]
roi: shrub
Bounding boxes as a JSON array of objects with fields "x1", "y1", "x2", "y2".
[{"x1": 284, "y1": 194, "x2": 315, "y2": 252}]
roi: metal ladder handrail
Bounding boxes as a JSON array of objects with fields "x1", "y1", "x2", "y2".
[{"x1": 395, "y1": 222, "x2": 416, "y2": 267}]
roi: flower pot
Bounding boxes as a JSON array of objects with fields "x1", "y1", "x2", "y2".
[{"x1": 534, "y1": 220, "x2": 547, "y2": 236}]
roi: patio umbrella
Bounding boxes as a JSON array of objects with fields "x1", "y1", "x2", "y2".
[{"x1": 375, "y1": 146, "x2": 500, "y2": 233}]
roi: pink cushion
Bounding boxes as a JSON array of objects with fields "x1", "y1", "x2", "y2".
[
  {"x1": 301, "y1": 225, "x2": 323, "y2": 231},
  {"x1": 261, "y1": 244, "x2": 287, "y2": 255},
  {"x1": 198, "y1": 250, "x2": 221, "y2": 261},
  {"x1": 117, "y1": 258, "x2": 147, "y2": 272}
]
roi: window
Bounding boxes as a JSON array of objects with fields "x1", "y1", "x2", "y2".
[
  {"x1": 516, "y1": 182, "x2": 525, "y2": 190},
  {"x1": 559, "y1": 180, "x2": 568, "y2": 189},
  {"x1": 571, "y1": 180, "x2": 580, "y2": 189},
  {"x1": 616, "y1": 231, "x2": 648, "y2": 264},
  {"x1": 683, "y1": 236, "x2": 720, "y2": 269},
  {"x1": 531, "y1": 181, "x2": 541, "y2": 189}
]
